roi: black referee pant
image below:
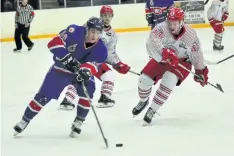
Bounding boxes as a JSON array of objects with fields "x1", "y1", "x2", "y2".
[{"x1": 14, "y1": 23, "x2": 34, "y2": 50}]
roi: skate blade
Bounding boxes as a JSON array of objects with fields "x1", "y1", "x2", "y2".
[
  {"x1": 13, "y1": 131, "x2": 19, "y2": 137},
  {"x1": 142, "y1": 121, "x2": 151, "y2": 126},
  {"x1": 96, "y1": 103, "x2": 114, "y2": 108},
  {"x1": 58, "y1": 106, "x2": 74, "y2": 111},
  {"x1": 69, "y1": 131, "x2": 76, "y2": 138}
]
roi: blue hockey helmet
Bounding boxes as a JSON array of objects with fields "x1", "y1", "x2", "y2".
[{"x1": 86, "y1": 17, "x2": 104, "y2": 32}]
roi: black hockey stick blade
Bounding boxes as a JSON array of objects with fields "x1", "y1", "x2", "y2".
[
  {"x1": 204, "y1": 0, "x2": 210, "y2": 5},
  {"x1": 208, "y1": 82, "x2": 224, "y2": 93},
  {"x1": 104, "y1": 138, "x2": 109, "y2": 148},
  {"x1": 217, "y1": 54, "x2": 234, "y2": 64}
]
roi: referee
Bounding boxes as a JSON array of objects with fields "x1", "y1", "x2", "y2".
[{"x1": 14, "y1": 0, "x2": 35, "y2": 52}]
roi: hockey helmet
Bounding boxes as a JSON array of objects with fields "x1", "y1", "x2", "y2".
[
  {"x1": 100, "y1": 5, "x2": 114, "y2": 16},
  {"x1": 167, "y1": 7, "x2": 184, "y2": 21},
  {"x1": 86, "y1": 17, "x2": 104, "y2": 32}
]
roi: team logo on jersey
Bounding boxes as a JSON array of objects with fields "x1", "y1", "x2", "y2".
[
  {"x1": 68, "y1": 27, "x2": 75, "y2": 33},
  {"x1": 150, "y1": 0, "x2": 154, "y2": 6},
  {"x1": 67, "y1": 44, "x2": 77, "y2": 52},
  {"x1": 179, "y1": 42, "x2": 187, "y2": 49}
]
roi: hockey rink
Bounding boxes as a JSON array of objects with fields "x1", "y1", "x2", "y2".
[{"x1": 1, "y1": 27, "x2": 234, "y2": 156}]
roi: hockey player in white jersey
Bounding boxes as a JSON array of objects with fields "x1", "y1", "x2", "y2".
[
  {"x1": 59, "y1": 5, "x2": 130, "y2": 109},
  {"x1": 207, "y1": 0, "x2": 229, "y2": 50},
  {"x1": 132, "y1": 7, "x2": 209, "y2": 125}
]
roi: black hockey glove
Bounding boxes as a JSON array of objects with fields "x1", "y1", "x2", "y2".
[
  {"x1": 76, "y1": 68, "x2": 92, "y2": 83},
  {"x1": 146, "y1": 14, "x2": 154, "y2": 25},
  {"x1": 60, "y1": 54, "x2": 81, "y2": 73}
]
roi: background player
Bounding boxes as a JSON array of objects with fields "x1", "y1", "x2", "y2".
[
  {"x1": 14, "y1": 17, "x2": 107, "y2": 136},
  {"x1": 207, "y1": 0, "x2": 229, "y2": 51},
  {"x1": 59, "y1": 5, "x2": 130, "y2": 110},
  {"x1": 132, "y1": 7, "x2": 209, "y2": 125},
  {"x1": 145, "y1": 0, "x2": 174, "y2": 29}
]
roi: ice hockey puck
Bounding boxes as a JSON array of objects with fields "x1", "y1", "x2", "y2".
[{"x1": 116, "y1": 144, "x2": 123, "y2": 147}]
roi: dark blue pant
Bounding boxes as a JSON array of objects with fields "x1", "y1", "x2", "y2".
[{"x1": 22, "y1": 66, "x2": 95, "y2": 122}]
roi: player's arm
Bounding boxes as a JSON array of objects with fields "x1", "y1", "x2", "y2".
[
  {"x1": 222, "y1": 1, "x2": 229, "y2": 21},
  {"x1": 145, "y1": 0, "x2": 154, "y2": 25},
  {"x1": 47, "y1": 25, "x2": 81, "y2": 73},
  {"x1": 190, "y1": 39, "x2": 209, "y2": 86},
  {"x1": 104, "y1": 34, "x2": 130, "y2": 74}
]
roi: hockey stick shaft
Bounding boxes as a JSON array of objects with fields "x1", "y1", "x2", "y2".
[
  {"x1": 129, "y1": 69, "x2": 140, "y2": 76},
  {"x1": 204, "y1": 54, "x2": 234, "y2": 65},
  {"x1": 81, "y1": 82, "x2": 109, "y2": 148},
  {"x1": 178, "y1": 63, "x2": 224, "y2": 93}
]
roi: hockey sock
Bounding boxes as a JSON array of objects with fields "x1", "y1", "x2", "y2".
[
  {"x1": 214, "y1": 33, "x2": 223, "y2": 46},
  {"x1": 23, "y1": 95, "x2": 50, "y2": 122},
  {"x1": 138, "y1": 74, "x2": 154, "y2": 102},
  {"x1": 101, "y1": 81, "x2": 114, "y2": 98},
  {"x1": 76, "y1": 97, "x2": 90, "y2": 121},
  {"x1": 151, "y1": 72, "x2": 178, "y2": 111},
  {"x1": 65, "y1": 85, "x2": 77, "y2": 104}
]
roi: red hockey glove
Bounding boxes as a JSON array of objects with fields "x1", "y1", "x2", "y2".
[
  {"x1": 222, "y1": 12, "x2": 229, "y2": 21},
  {"x1": 113, "y1": 62, "x2": 130, "y2": 74},
  {"x1": 209, "y1": 19, "x2": 224, "y2": 33},
  {"x1": 161, "y1": 48, "x2": 179, "y2": 67},
  {"x1": 194, "y1": 66, "x2": 209, "y2": 87}
]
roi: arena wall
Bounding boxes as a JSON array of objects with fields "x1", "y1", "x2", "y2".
[{"x1": 1, "y1": 2, "x2": 234, "y2": 42}]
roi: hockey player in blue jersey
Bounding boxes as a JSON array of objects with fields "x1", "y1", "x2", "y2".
[
  {"x1": 13, "y1": 17, "x2": 107, "y2": 136},
  {"x1": 145, "y1": 0, "x2": 174, "y2": 29}
]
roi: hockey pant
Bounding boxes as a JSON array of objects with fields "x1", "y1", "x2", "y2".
[
  {"x1": 22, "y1": 66, "x2": 95, "y2": 122},
  {"x1": 138, "y1": 59, "x2": 191, "y2": 111}
]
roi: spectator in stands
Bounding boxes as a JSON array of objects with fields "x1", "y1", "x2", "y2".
[{"x1": 3, "y1": 0, "x2": 13, "y2": 12}]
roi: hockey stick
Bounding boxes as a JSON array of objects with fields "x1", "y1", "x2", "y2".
[
  {"x1": 129, "y1": 70, "x2": 140, "y2": 76},
  {"x1": 81, "y1": 81, "x2": 109, "y2": 148},
  {"x1": 204, "y1": 54, "x2": 234, "y2": 65},
  {"x1": 204, "y1": 0, "x2": 210, "y2": 5},
  {"x1": 178, "y1": 63, "x2": 224, "y2": 93}
]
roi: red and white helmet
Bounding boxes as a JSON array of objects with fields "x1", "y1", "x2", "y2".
[
  {"x1": 167, "y1": 7, "x2": 184, "y2": 21},
  {"x1": 100, "y1": 5, "x2": 114, "y2": 16}
]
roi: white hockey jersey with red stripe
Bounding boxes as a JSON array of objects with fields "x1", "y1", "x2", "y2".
[
  {"x1": 101, "y1": 26, "x2": 121, "y2": 64},
  {"x1": 146, "y1": 21, "x2": 205, "y2": 70},
  {"x1": 207, "y1": 0, "x2": 229, "y2": 21}
]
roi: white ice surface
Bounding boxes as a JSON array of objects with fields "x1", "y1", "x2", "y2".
[{"x1": 1, "y1": 27, "x2": 234, "y2": 156}]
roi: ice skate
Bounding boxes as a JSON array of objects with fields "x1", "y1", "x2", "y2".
[
  {"x1": 132, "y1": 99, "x2": 149, "y2": 117},
  {"x1": 69, "y1": 118, "x2": 83, "y2": 138},
  {"x1": 213, "y1": 44, "x2": 224, "y2": 51},
  {"x1": 143, "y1": 107, "x2": 156, "y2": 126},
  {"x1": 13, "y1": 119, "x2": 29, "y2": 136},
  {"x1": 96, "y1": 94, "x2": 115, "y2": 108},
  {"x1": 59, "y1": 98, "x2": 75, "y2": 110}
]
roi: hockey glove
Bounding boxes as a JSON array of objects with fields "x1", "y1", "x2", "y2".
[
  {"x1": 161, "y1": 48, "x2": 179, "y2": 67},
  {"x1": 113, "y1": 62, "x2": 130, "y2": 74},
  {"x1": 146, "y1": 14, "x2": 154, "y2": 25},
  {"x1": 222, "y1": 12, "x2": 229, "y2": 21},
  {"x1": 60, "y1": 54, "x2": 81, "y2": 73},
  {"x1": 194, "y1": 66, "x2": 209, "y2": 87},
  {"x1": 76, "y1": 68, "x2": 92, "y2": 83}
]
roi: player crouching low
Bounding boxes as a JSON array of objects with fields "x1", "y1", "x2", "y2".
[
  {"x1": 59, "y1": 5, "x2": 130, "y2": 110},
  {"x1": 132, "y1": 7, "x2": 209, "y2": 125},
  {"x1": 13, "y1": 17, "x2": 107, "y2": 136}
]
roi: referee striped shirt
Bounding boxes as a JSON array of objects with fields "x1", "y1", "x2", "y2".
[{"x1": 15, "y1": 4, "x2": 35, "y2": 25}]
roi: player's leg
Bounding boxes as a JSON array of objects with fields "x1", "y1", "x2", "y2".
[
  {"x1": 59, "y1": 84, "x2": 77, "y2": 110},
  {"x1": 14, "y1": 68, "x2": 73, "y2": 135},
  {"x1": 210, "y1": 21, "x2": 224, "y2": 50},
  {"x1": 22, "y1": 25, "x2": 34, "y2": 51},
  {"x1": 13, "y1": 23, "x2": 22, "y2": 52},
  {"x1": 96, "y1": 64, "x2": 115, "y2": 108},
  {"x1": 70, "y1": 77, "x2": 96, "y2": 135},
  {"x1": 132, "y1": 59, "x2": 164, "y2": 117},
  {"x1": 143, "y1": 60, "x2": 191, "y2": 124}
]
